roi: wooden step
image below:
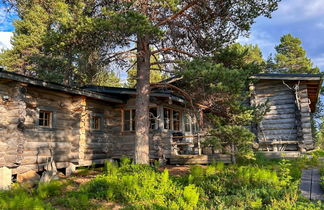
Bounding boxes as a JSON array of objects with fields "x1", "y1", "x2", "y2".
[{"x1": 170, "y1": 154, "x2": 231, "y2": 165}]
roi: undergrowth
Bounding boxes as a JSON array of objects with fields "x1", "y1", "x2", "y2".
[{"x1": 1, "y1": 154, "x2": 324, "y2": 209}]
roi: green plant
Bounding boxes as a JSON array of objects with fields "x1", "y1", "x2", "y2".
[
  {"x1": 37, "y1": 180, "x2": 64, "y2": 199},
  {"x1": 56, "y1": 191, "x2": 94, "y2": 210},
  {"x1": 0, "y1": 185, "x2": 52, "y2": 210}
]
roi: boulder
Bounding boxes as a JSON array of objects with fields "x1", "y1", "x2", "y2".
[
  {"x1": 40, "y1": 171, "x2": 59, "y2": 183},
  {"x1": 0, "y1": 167, "x2": 12, "y2": 190},
  {"x1": 17, "y1": 170, "x2": 40, "y2": 186},
  {"x1": 65, "y1": 163, "x2": 76, "y2": 176}
]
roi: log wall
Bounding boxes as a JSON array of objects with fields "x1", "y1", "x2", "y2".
[
  {"x1": 253, "y1": 80, "x2": 314, "y2": 151},
  {"x1": 0, "y1": 82, "x2": 183, "y2": 174}
]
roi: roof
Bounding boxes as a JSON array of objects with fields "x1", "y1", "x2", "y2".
[
  {"x1": 252, "y1": 73, "x2": 323, "y2": 113},
  {"x1": 251, "y1": 73, "x2": 323, "y2": 81},
  {"x1": 0, "y1": 70, "x2": 123, "y2": 103},
  {"x1": 83, "y1": 85, "x2": 186, "y2": 104}
]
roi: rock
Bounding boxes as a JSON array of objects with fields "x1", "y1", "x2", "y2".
[
  {"x1": 65, "y1": 163, "x2": 76, "y2": 176},
  {"x1": 40, "y1": 171, "x2": 58, "y2": 183},
  {"x1": 0, "y1": 167, "x2": 12, "y2": 190},
  {"x1": 17, "y1": 170, "x2": 40, "y2": 186}
]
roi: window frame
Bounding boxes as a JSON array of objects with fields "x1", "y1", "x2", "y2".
[
  {"x1": 122, "y1": 107, "x2": 159, "y2": 132},
  {"x1": 36, "y1": 106, "x2": 56, "y2": 130},
  {"x1": 38, "y1": 110, "x2": 52, "y2": 128},
  {"x1": 184, "y1": 113, "x2": 191, "y2": 132},
  {"x1": 163, "y1": 107, "x2": 182, "y2": 131},
  {"x1": 123, "y1": 109, "x2": 136, "y2": 132},
  {"x1": 90, "y1": 112, "x2": 104, "y2": 133}
]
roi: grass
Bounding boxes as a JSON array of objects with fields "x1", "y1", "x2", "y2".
[{"x1": 1, "y1": 155, "x2": 324, "y2": 209}]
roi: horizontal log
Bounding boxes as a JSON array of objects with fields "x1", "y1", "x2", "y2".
[
  {"x1": 263, "y1": 114, "x2": 295, "y2": 120},
  {"x1": 255, "y1": 94, "x2": 295, "y2": 101},
  {"x1": 261, "y1": 118, "x2": 296, "y2": 125},
  {"x1": 78, "y1": 159, "x2": 112, "y2": 167},
  {"x1": 265, "y1": 109, "x2": 296, "y2": 115},
  {"x1": 25, "y1": 142, "x2": 72, "y2": 150},
  {"x1": 258, "y1": 134, "x2": 298, "y2": 140},
  {"x1": 261, "y1": 129, "x2": 297, "y2": 135},
  {"x1": 260, "y1": 123, "x2": 296, "y2": 130},
  {"x1": 83, "y1": 154, "x2": 110, "y2": 160},
  {"x1": 267, "y1": 104, "x2": 296, "y2": 110},
  {"x1": 21, "y1": 154, "x2": 77, "y2": 165},
  {"x1": 258, "y1": 140, "x2": 299, "y2": 145},
  {"x1": 254, "y1": 99, "x2": 295, "y2": 107}
]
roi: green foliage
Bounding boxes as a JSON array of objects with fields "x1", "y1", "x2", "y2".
[
  {"x1": 0, "y1": 0, "x2": 123, "y2": 87},
  {"x1": 91, "y1": 70, "x2": 122, "y2": 87},
  {"x1": 125, "y1": 56, "x2": 168, "y2": 88},
  {"x1": 320, "y1": 166, "x2": 324, "y2": 191},
  {"x1": 85, "y1": 160, "x2": 200, "y2": 209},
  {"x1": 270, "y1": 34, "x2": 319, "y2": 73},
  {"x1": 1, "y1": 155, "x2": 323, "y2": 209},
  {"x1": 55, "y1": 190, "x2": 94, "y2": 210},
  {"x1": 177, "y1": 44, "x2": 266, "y2": 162},
  {"x1": 37, "y1": 180, "x2": 64, "y2": 199},
  {"x1": 0, "y1": 184, "x2": 52, "y2": 210}
]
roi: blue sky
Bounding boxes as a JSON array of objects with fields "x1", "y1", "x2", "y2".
[{"x1": 1, "y1": 0, "x2": 324, "y2": 70}]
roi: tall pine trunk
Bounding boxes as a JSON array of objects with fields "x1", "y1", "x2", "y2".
[{"x1": 134, "y1": 35, "x2": 151, "y2": 164}]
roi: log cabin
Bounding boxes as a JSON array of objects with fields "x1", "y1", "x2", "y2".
[
  {"x1": 0, "y1": 70, "x2": 206, "y2": 175},
  {"x1": 251, "y1": 73, "x2": 323, "y2": 153},
  {"x1": 0, "y1": 70, "x2": 322, "y2": 177}
]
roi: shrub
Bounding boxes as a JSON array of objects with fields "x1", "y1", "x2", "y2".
[
  {"x1": 37, "y1": 180, "x2": 65, "y2": 199},
  {"x1": 85, "y1": 159, "x2": 200, "y2": 209},
  {"x1": 0, "y1": 185, "x2": 52, "y2": 210}
]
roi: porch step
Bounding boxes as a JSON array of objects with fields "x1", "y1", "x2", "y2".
[{"x1": 170, "y1": 154, "x2": 231, "y2": 165}]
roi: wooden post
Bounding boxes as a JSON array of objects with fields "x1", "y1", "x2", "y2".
[
  {"x1": 197, "y1": 134, "x2": 202, "y2": 155},
  {"x1": 79, "y1": 96, "x2": 87, "y2": 165}
]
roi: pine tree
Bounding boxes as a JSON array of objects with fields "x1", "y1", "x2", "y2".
[
  {"x1": 2, "y1": 0, "x2": 280, "y2": 164},
  {"x1": 126, "y1": 56, "x2": 168, "y2": 88},
  {"x1": 274, "y1": 34, "x2": 319, "y2": 73},
  {"x1": 0, "y1": 0, "x2": 119, "y2": 86}
]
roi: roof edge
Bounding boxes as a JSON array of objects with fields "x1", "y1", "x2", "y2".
[
  {"x1": 251, "y1": 73, "x2": 323, "y2": 81},
  {"x1": 0, "y1": 70, "x2": 123, "y2": 103}
]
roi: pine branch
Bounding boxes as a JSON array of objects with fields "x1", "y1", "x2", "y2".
[
  {"x1": 156, "y1": 1, "x2": 198, "y2": 26},
  {"x1": 151, "y1": 48, "x2": 195, "y2": 57}
]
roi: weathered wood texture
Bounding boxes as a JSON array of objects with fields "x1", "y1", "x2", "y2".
[
  {"x1": 0, "y1": 81, "x2": 189, "y2": 174},
  {"x1": 0, "y1": 84, "x2": 83, "y2": 174},
  {"x1": 253, "y1": 80, "x2": 314, "y2": 151}
]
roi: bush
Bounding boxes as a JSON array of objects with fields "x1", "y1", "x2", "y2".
[
  {"x1": 0, "y1": 185, "x2": 52, "y2": 210},
  {"x1": 85, "y1": 158, "x2": 199, "y2": 209}
]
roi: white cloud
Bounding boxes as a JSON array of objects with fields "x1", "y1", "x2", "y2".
[
  {"x1": 316, "y1": 22, "x2": 324, "y2": 29},
  {"x1": 271, "y1": 0, "x2": 324, "y2": 23},
  {"x1": 0, "y1": 32, "x2": 13, "y2": 50},
  {"x1": 237, "y1": 30, "x2": 277, "y2": 58},
  {"x1": 312, "y1": 54, "x2": 324, "y2": 70}
]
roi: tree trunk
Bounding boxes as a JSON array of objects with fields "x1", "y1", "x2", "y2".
[
  {"x1": 134, "y1": 35, "x2": 151, "y2": 164},
  {"x1": 231, "y1": 142, "x2": 236, "y2": 164}
]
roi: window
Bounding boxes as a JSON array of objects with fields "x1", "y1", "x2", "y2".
[
  {"x1": 163, "y1": 108, "x2": 181, "y2": 131},
  {"x1": 39, "y1": 110, "x2": 52, "y2": 128},
  {"x1": 173, "y1": 110, "x2": 181, "y2": 131},
  {"x1": 124, "y1": 109, "x2": 135, "y2": 131},
  {"x1": 191, "y1": 115, "x2": 199, "y2": 133},
  {"x1": 91, "y1": 116, "x2": 101, "y2": 130},
  {"x1": 149, "y1": 108, "x2": 158, "y2": 130},
  {"x1": 164, "y1": 108, "x2": 171, "y2": 129},
  {"x1": 184, "y1": 114, "x2": 191, "y2": 132}
]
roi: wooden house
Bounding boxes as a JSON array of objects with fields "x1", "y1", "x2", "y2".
[
  {"x1": 0, "y1": 70, "x2": 203, "y2": 175},
  {"x1": 250, "y1": 73, "x2": 323, "y2": 153},
  {"x1": 0, "y1": 70, "x2": 322, "y2": 177}
]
